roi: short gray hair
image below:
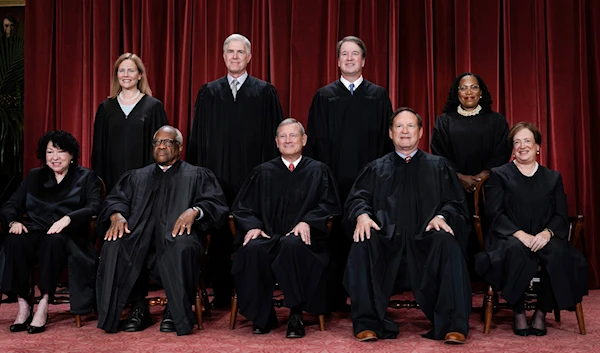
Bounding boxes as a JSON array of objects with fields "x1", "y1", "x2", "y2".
[
  {"x1": 223, "y1": 34, "x2": 251, "y2": 54},
  {"x1": 276, "y1": 118, "x2": 305, "y2": 136},
  {"x1": 154, "y1": 125, "x2": 183, "y2": 144}
]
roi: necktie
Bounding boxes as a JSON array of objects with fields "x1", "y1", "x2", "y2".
[
  {"x1": 289, "y1": 163, "x2": 295, "y2": 172},
  {"x1": 231, "y1": 79, "x2": 238, "y2": 100},
  {"x1": 405, "y1": 156, "x2": 411, "y2": 163},
  {"x1": 349, "y1": 83, "x2": 355, "y2": 95}
]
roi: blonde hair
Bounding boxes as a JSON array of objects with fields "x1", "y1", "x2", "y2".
[{"x1": 109, "y1": 53, "x2": 153, "y2": 98}]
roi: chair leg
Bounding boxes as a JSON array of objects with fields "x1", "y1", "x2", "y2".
[
  {"x1": 575, "y1": 302, "x2": 586, "y2": 335},
  {"x1": 230, "y1": 294, "x2": 238, "y2": 330},
  {"x1": 75, "y1": 314, "x2": 82, "y2": 328},
  {"x1": 318, "y1": 315, "x2": 325, "y2": 331},
  {"x1": 554, "y1": 309, "x2": 561, "y2": 323},
  {"x1": 483, "y1": 285, "x2": 494, "y2": 334}
]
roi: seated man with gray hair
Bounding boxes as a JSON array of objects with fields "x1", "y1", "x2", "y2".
[
  {"x1": 96, "y1": 125, "x2": 228, "y2": 336},
  {"x1": 232, "y1": 118, "x2": 341, "y2": 338}
]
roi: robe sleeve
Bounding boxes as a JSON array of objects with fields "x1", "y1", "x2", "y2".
[
  {"x1": 0, "y1": 179, "x2": 27, "y2": 230},
  {"x1": 192, "y1": 168, "x2": 229, "y2": 232},
  {"x1": 430, "y1": 114, "x2": 458, "y2": 172},
  {"x1": 261, "y1": 85, "x2": 284, "y2": 162},
  {"x1": 434, "y1": 161, "x2": 471, "y2": 252},
  {"x1": 300, "y1": 165, "x2": 342, "y2": 237},
  {"x1": 97, "y1": 171, "x2": 136, "y2": 232},
  {"x1": 546, "y1": 173, "x2": 569, "y2": 240},
  {"x1": 485, "y1": 169, "x2": 521, "y2": 239},
  {"x1": 66, "y1": 170, "x2": 102, "y2": 232},
  {"x1": 91, "y1": 103, "x2": 107, "y2": 180},
  {"x1": 231, "y1": 169, "x2": 265, "y2": 246},
  {"x1": 305, "y1": 92, "x2": 330, "y2": 165},
  {"x1": 483, "y1": 115, "x2": 511, "y2": 170},
  {"x1": 343, "y1": 163, "x2": 377, "y2": 239},
  {"x1": 378, "y1": 93, "x2": 394, "y2": 156},
  {"x1": 186, "y1": 84, "x2": 211, "y2": 167}
]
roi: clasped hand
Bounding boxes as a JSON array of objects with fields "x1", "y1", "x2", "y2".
[{"x1": 515, "y1": 230, "x2": 551, "y2": 252}]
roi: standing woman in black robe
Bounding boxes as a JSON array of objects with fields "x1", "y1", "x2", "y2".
[
  {"x1": 1, "y1": 131, "x2": 101, "y2": 333},
  {"x1": 92, "y1": 53, "x2": 168, "y2": 194},
  {"x1": 431, "y1": 73, "x2": 511, "y2": 270},
  {"x1": 475, "y1": 122, "x2": 588, "y2": 336}
]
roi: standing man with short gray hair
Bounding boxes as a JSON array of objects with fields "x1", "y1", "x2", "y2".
[{"x1": 187, "y1": 33, "x2": 284, "y2": 308}]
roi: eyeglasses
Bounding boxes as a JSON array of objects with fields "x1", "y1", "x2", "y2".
[
  {"x1": 152, "y1": 139, "x2": 179, "y2": 147},
  {"x1": 458, "y1": 85, "x2": 480, "y2": 92}
]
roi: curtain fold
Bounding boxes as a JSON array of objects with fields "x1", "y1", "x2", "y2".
[{"x1": 24, "y1": 0, "x2": 600, "y2": 287}]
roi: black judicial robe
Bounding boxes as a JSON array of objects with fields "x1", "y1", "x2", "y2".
[
  {"x1": 231, "y1": 157, "x2": 342, "y2": 328},
  {"x1": 430, "y1": 111, "x2": 510, "y2": 176},
  {"x1": 92, "y1": 95, "x2": 168, "y2": 194},
  {"x1": 305, "y1": 79, "x2": 393, "y2": 200},
  {"x1": 475, "y1": 163, "x2": 588, "y2": 308},
  {"x1": 343, "y1": 151, "x2": 471, "y2": 339},
  {"x1": 187, "y1": 75, "x2": 284, "y2": 204},
  {"x1": 95, "y1": 161, "x2": 228, "y2": 335},
  {"x1": 0, "y1": 166, "x2": 101, "y2": 314}
]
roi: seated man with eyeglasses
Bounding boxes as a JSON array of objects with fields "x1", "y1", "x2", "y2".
[{"x1": 96, "y1": 125, "x2": 228, "y2": 336}]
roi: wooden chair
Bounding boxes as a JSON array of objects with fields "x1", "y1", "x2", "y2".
[
  {"x1": 473, "y1": 175, "x2": 586, "y2": 335},
  {"x1": 229, "y1": 215, "x2": 327, "y2": 331}
]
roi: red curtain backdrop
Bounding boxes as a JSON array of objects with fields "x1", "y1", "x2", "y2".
[{"x1": 24, "y1": 0, "x2": 600, "y2": 287}]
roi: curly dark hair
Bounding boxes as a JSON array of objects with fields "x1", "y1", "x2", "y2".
[
  {"x1": 37, "y1": 130, "x2": 80, "y2": 166},
  {"x1": 442, "y1": 72, "x2": 493, "y2": 113}
]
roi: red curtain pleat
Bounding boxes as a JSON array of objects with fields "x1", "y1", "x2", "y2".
[{"x1": 23, "y1": 0, "x2": 600, "y2": 287}]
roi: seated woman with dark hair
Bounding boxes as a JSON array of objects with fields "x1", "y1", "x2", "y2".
[
  {"x1": 1, "y1": 131, "x2": 101, "y2": 334},
  {"x1": 475, "y1": 122, "x2": 588, "y2": 336}
]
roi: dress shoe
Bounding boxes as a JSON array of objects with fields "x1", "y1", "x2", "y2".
[
  {"x1": 159, "y1": 305, "x2": 176, "y2": 333},
  {"x1": 355, "y1": 330, "x2": 378, "y2": 342},
  {"x1": 252, "y1": 308, "x2": 278, "y2": 334},
  {"x1": 122, "y1": 306, "x2": 152, "y2": 332},
  {"x1": 10, "y1": 310, "x2": 33, "y2": 333},
  {"x1": 27, "y1": 314, "x2": 48, "y2": 334},
  {"x1": 444, "y1": 331, "x2": 466, "y2": 344},
  {"x1": 286, "y1": 315, "x2": 305, "y2": 338},
  {"x1": 530, "y1": 311, "x2": 547, "y2": 336}
]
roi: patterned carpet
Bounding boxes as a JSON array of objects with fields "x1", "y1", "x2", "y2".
[{"x1": 0, "y1": 290, "x2": 597, "y2": 353}]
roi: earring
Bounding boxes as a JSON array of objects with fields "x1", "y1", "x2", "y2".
[
  {"x1": 480, "y1": 95, "x2": 483, "y2": 98},
  {"x1": 70, "y1": 160, "x2": 73, "y2": 163},
  {"x1": 512, "y1": 154, "x2": 516, "y2": 158},
  {"x1": 536, "y1": 151, "x2": 540, "y2": 155}
]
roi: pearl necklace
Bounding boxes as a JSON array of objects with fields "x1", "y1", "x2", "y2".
[
  {"x1": 119, "y1": 89, "x2": 141, "y2": 102},
  {"x1": 457, "y1": 104, "x2": 482, "y2": 117}
]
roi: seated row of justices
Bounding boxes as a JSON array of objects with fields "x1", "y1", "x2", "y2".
[{"x1": 0, "y1": 113, "x2": 587, "y2": 344}]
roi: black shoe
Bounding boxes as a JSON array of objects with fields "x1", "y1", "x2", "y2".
[
  {"x1": 159, "y1": 305, "x2": 176, "y2": 333},
  {"x1": 530, "y1": 311, "x2": 547, "y2": 336},
  {"x1": 122, "y1": 305, "x2": 152, "y2": 332},
  {"x1": 252, "y1": 308, "x2": 278, "y2": 334},
  {"x1": 10, "y1": 310, "x2": 33, "y2": 333},
  {"x1": 27, "y1": 314, "x2": 48, "y2": 334},
  {"x1": 513, "y1": 318, "x2": 530, "y2": 336},
  {"x1": 286, "y1": 314, "x2": 305, "y2": 338}
]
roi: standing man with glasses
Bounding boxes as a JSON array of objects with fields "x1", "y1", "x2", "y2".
[
  {"x1": 305, "y1": 36, "x2": 393, "y2": 312},
  {"x1": 187, "y1": 33, "x2": 284, "y2": 309},
  {"x1": 96, "y1": 126, "x2": 228, "y2": 336}
]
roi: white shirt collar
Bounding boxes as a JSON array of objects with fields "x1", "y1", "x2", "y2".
[
  {"x1": 395, "y1": 149, "x2": 418, "y2": 160},
  {"x1": 340, "y1": 75, "x2": 364, "y2": 92},
  {"x1": 227, "y1": 72, "x2": 248, "y2": 87},
  {"x1": 158, "y1": 164, "x2": 173, "y2": 172},
  {"x1": 281, "y1": 155, "x2": 302, "y2": 169}
]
